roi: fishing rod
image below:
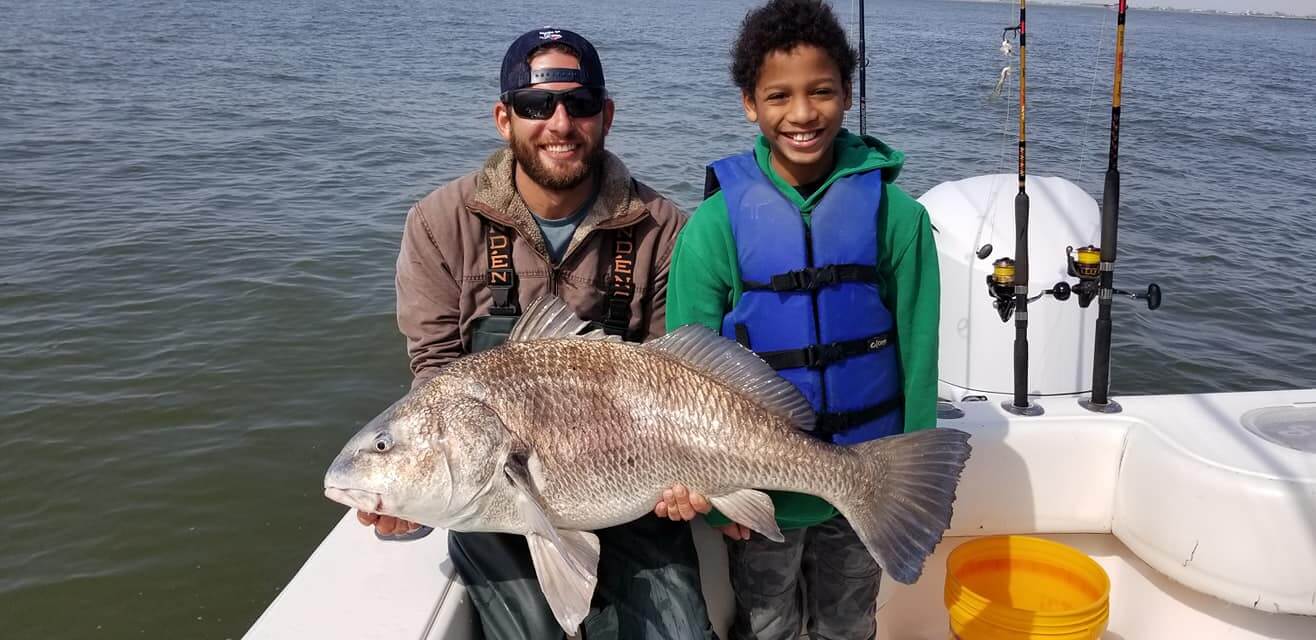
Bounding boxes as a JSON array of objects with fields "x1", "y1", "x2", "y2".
[
  {"x1": 1081, "y1": 0, "x2": 1129, "y2": 412},
  {"x1": 987, "y1": 1, "x2": 1158, "y2": 414},
  {"x1": 858, "y1": 0, "x2": 867, "y2": 136},
  {"x1": 1080, "y1": 0, "x2": 1170, "y2": 412},
  {"x1": 1053, "y1": 1, "x2": 1158, "y2": 412},
  {"x1": 1001, "y1": 1, "x2": 1041, "y2": 416}
]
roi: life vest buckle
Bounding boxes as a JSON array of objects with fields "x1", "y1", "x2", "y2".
[
  {"x1": 770, "y1": 266, "x2": 837, "y2": 292},
  {"x1": 770, "y1": 269, "x2": 808, "y2": 291},
  {"x1": 802, "y1": 342, "x2": 845, "y2": 369}
]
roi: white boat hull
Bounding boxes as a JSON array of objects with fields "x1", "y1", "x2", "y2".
[{"x1": 246, "y1": 389, "x2": 1316, "y2": 639}]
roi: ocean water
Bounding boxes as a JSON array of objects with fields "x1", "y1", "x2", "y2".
[{"x1": 1, "y1": 0, "x2": 1314, "y2": 636}]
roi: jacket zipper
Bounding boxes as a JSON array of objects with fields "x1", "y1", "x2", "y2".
[{"x1": 548, "y1": 214, "x2": 640, "y2": 298}]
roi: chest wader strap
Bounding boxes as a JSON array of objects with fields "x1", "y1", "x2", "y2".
[
  {"x1": 742, "y1": 264, "x2": 880, "y2": 292},
  {"x1": 816, "y1": 394, "x2": 905, "y2": 441},
  {"x1": 486, "y1": 224, "x2": 519, "y2": 316},
  {"x1": 600, "y1": 227, "x2": 636, "y2": 339}
]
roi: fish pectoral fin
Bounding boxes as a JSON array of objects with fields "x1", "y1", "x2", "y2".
[
  {"x1": 505, "y1": 454, "x2": 603, "y2": 633},
  {"x1": 709, "y1": 489, "x2": 784, "y2": 542},
  {"x1": 504, "y1": 453, "x2": 558, "y2": 538},
  {"x1": 527, "y1": 529, "x2": 601, "y2": 634}
]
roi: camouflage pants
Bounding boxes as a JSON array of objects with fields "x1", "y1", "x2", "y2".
[
  {"x1": 727, "y1": 516, "x2": 880, "y2": 640},
  {"x1": 449, "y1": 515, "x2": 717, "y2": 640}
]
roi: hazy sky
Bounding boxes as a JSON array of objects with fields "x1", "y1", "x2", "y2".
[{"x1": 1045, "y1": 0, "x2": 1315, "y2": 16}]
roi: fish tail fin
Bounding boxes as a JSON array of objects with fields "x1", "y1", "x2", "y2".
[{"x1": 839, "y1": 428, "x2": 972, "y2": 584}]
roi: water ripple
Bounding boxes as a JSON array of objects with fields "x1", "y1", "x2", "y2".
[{"x1": 2, "y1": 0, "x2": 1314, "y2": 637}]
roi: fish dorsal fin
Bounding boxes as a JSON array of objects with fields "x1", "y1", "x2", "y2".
[
  {"x1": 508, "y1": 296, "x2": 622, "y2": 343},
  {"x1": 644, "y1": 324, "x2": 816, "y2": 432}
]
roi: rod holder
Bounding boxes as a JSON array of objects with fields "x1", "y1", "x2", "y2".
[{"x1": 1002, "y1": 399, "x2": 1045, "y2": 416}]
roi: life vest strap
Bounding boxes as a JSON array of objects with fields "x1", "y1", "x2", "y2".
[
  {"x1": 755, "y1": 332, "x2": 892, "y2": 370},
  {"x1": 816, "y1": 394, "x2": 905, "y2": 439},
  {"x1": 743, "y1": 264, "x2": 879, "y2": 292}
]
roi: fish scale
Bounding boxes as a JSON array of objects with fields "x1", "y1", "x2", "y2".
[
  {"x1": 325, "y1": 296, "x2": 971, "y2": 635},
  {"x1": 471, "y1": 340, "x2": 843, "y2": 527}
]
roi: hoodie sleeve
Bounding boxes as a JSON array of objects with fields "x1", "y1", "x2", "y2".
[
  {"x1": 396, "y1": 203, "x2": 463, "y2": 389},
  {"x1": 880, "y1": 189, "x2": 941, "y2": 433},
  {"x1": 665, "y1": 193, "x2": 738, "y2": 334}
]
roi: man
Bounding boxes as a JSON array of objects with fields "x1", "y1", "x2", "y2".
[{"x1": 356, "y1": 27, "x2": 715, "y2": 640}]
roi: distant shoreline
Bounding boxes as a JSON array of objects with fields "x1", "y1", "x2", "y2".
[{"x1": 961, "y1": 0, "x2": 1316, "y2": 21}]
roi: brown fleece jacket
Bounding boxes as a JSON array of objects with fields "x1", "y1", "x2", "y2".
[{"x1": 396, "y1": 147, "x2": 687, "y2": 387}]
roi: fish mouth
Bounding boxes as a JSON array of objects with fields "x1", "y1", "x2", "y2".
[{"x1": 324, "y1": 487, "x2": 384, "y2": 513}]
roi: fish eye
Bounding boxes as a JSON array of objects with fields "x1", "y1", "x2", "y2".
[{"x1": 372, "y1": 433, "x2": 393, "y2": 452}]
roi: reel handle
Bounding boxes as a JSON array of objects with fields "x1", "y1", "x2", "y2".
[{"x1": 1115, "y1": 283, "x2": 1162, "y2": 310}]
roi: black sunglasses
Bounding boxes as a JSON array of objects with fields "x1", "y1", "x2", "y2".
[{"x1": 501, "y1": 86, "x2": 607, "y2": 120}]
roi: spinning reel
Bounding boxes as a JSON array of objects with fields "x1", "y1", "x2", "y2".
[
  {"x1": 984, "y1": 244, "x2": 1162, "y2": 323},
  {"x1": 1062, "y1": 244, "x2": 1162, "y2": 311}
]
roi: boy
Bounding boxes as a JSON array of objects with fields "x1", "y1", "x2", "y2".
[{"x1": 658, "y1": 0, "x2": 940, "y2": 637}]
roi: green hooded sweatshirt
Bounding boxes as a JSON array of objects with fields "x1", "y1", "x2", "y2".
[{"x1": 666, "y1": 130, "x2": 940, "y2": 530}]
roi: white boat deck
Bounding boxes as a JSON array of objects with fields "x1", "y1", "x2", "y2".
[{"x1": 246, "y1": 389, "x2": 1316, "y2": 639}]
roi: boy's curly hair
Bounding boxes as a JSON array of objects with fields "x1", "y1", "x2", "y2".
[{"x1": 731, "y1": 0, "x2": 859, "y2": 96}]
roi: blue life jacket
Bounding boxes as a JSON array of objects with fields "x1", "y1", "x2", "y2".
[{"x1": 708, "y1": 152, "x2": 903, "y2": 445}]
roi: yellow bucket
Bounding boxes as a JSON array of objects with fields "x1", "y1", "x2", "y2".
[{"x1": 944, "y1": 536, "x2": 1110, "y2": 640}]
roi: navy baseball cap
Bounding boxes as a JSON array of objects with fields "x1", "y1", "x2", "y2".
[{"x1": 500, "y1": 27, "x2": 605, "y2": 94}]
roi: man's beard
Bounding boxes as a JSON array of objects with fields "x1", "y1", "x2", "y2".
[{"x1": 509, "y1": 131, "x2": 605, "y2": 191}]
